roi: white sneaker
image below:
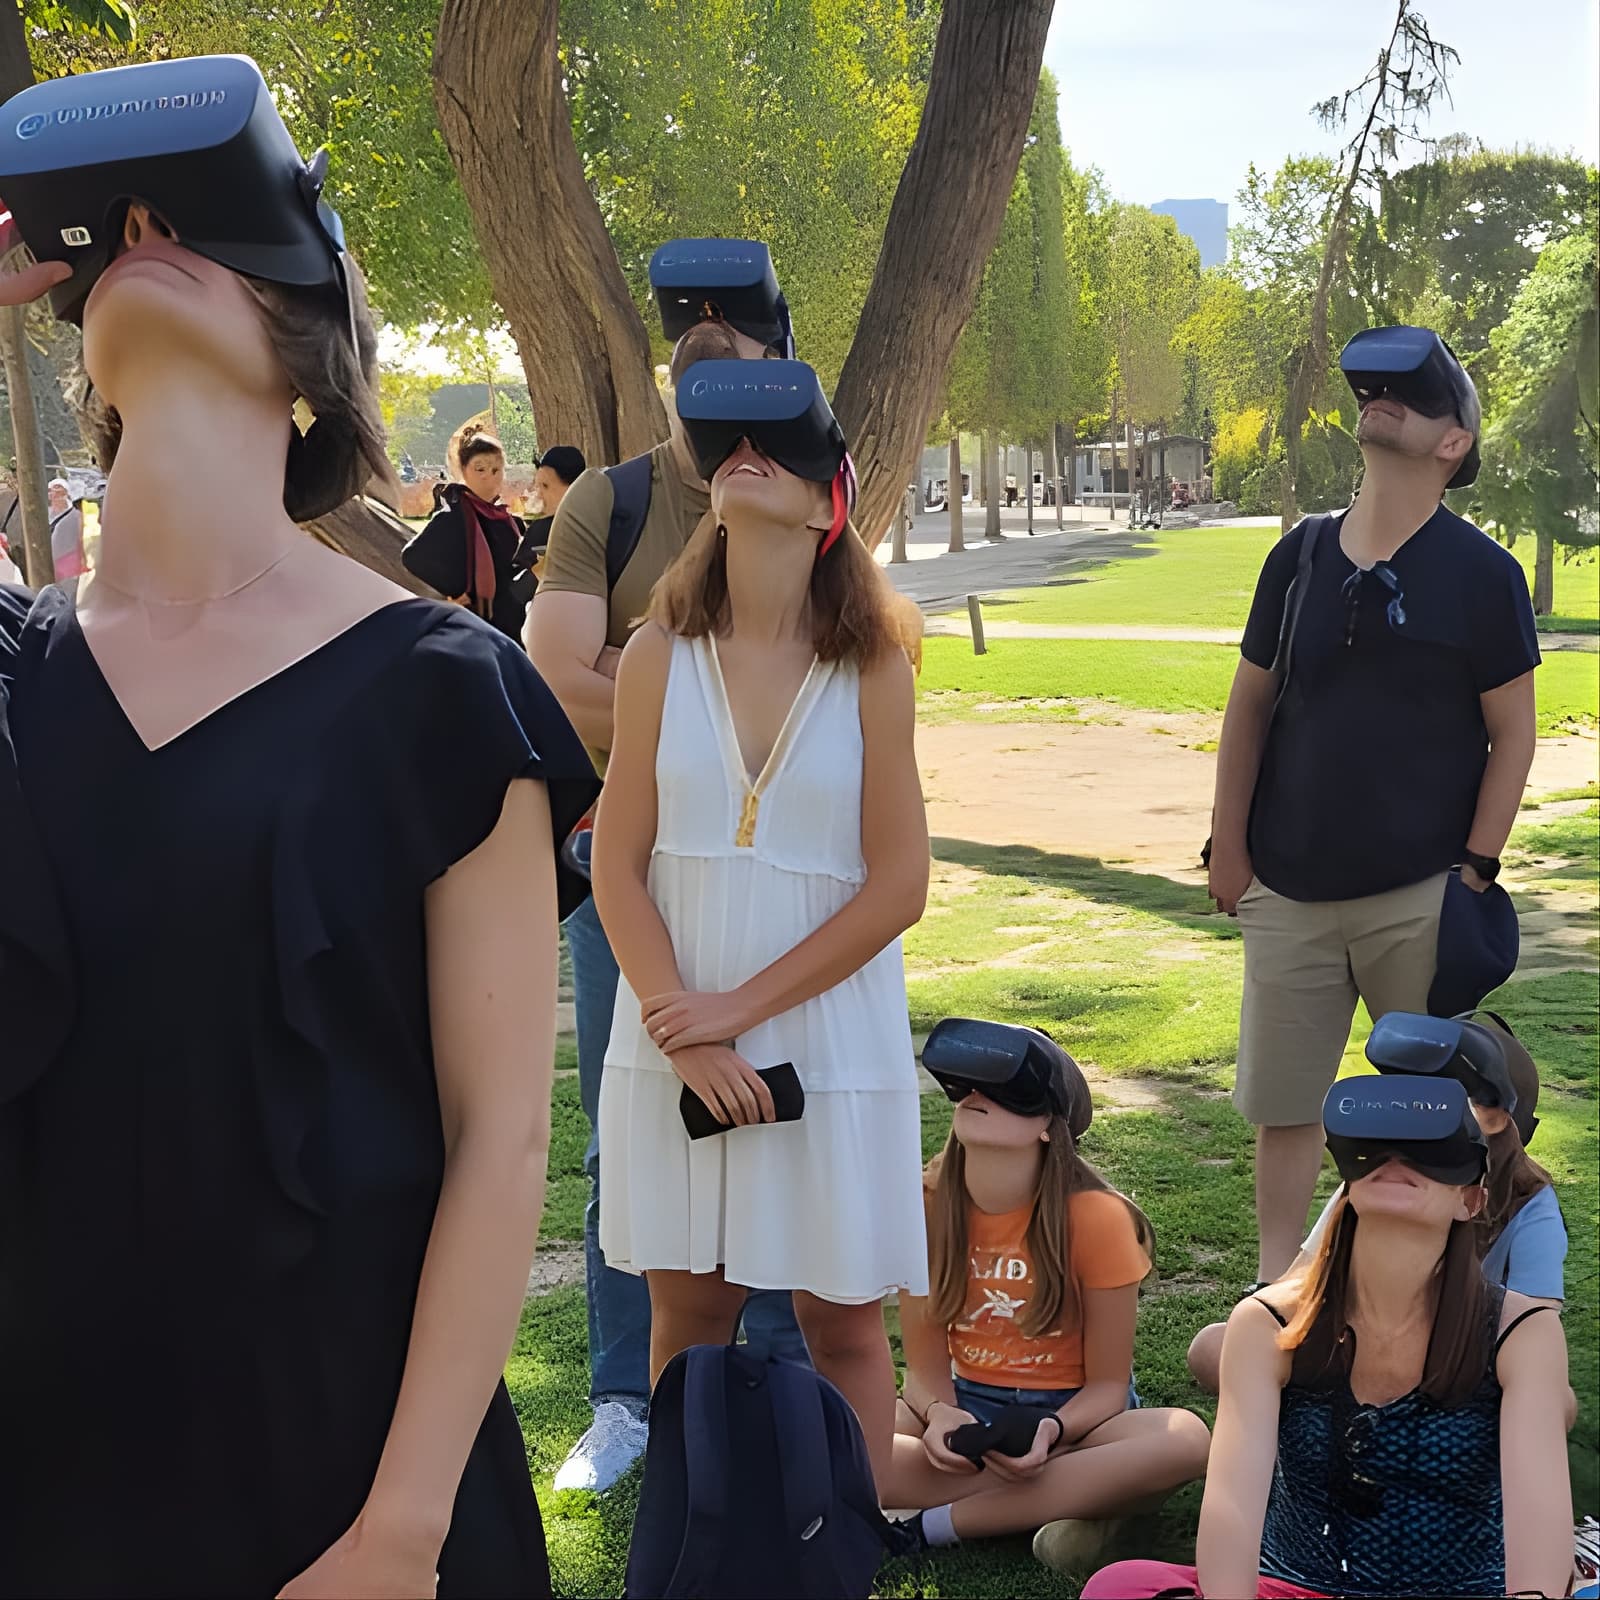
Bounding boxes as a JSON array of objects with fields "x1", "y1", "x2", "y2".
[{"x1": 553, "y1": 1401, "x2": 649, "y2": 1493}]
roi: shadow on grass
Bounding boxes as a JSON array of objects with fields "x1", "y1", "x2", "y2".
[{"x1": 931, "y1": 836, "x2": 1226, "y2": 935}]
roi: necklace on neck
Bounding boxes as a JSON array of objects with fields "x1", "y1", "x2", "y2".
[{"x1": 89, "y1": 544, "x2": 298, "y2": 607}]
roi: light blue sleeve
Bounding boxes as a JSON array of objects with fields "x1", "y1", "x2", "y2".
[{"x1": 1484, "y1": 1185, "x2": 1568, "y2": 1300}]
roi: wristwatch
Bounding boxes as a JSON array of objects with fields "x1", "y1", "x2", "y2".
[{"x1": 1461, "y1": 849, "x2": 1501, "y2": 883}]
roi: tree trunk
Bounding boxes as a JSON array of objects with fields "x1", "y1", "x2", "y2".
[
  {"x1": 1063, "y1": 419, "x2": 1078, "y2": 505},
  {"x1": 1105, "y1": 399, "x2": 1118, "y2": 519},
  {"x1": 947, "y1": 435, "x2": 964, "y2": 553},
  {"x1": 1048, "y1": 425, "x2": 1061, "y2": 527},
  {"x1": 985, "y1": 434, "x2": 1003, "y2": 541},
  {"x1": 433, "y1": 0, "x2": 665, "y2": 467},
  {"x1": 304, "y1": 495, "x2": 439, "y2": 596},
  {"x1": 978, "y1": 435, "x2": 989, "y2": 508},
  {"x1": 0, "y1": 308, "x2": 52, "y2": 587},
  {"x1": 1025, "y1": 442, "x2": 1035, "y2": 535},
  {"x1": 0, "y1": 10, "x2": 53, "y2": 587},
  {"x1": 1126, "y1": 418, "x2": 1137, "y2": 521},
  {"x1": 832, "y1": 0, "x2": 1055, "y2": 548},
  {"x1": 1534, "y1": 529, "x2": 1554, "y2": 616}
]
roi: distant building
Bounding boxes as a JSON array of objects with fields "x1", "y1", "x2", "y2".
[{"x1": 1151, "y1": 198, "x2": 1228, "y2": 270}]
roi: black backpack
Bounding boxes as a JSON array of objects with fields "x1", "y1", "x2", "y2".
[
  {"x1": 624, "y1": 1343, "x2": 902, "y2": 1599},
  {"x1": 603, "y1": 451, "x2": 655, "y2": 596}
]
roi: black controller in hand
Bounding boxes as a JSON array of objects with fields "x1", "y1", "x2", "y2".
[{"x1": 944, "y1": 1403, "x2": 1059, "y2": 1467}]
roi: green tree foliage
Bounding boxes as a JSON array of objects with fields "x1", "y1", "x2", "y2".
[
  {"x1": 1476, "y1": 228, "x2": 1599, "y2": 613},
  {"x1": 1361, "y1": 148, "x2": 1594, "y2": 360},
  {"x1": 1100, "y1": 202, "x2": 1200, "y2": 429},
  {"x1": 562, "y1": 0, "x2": 935, "y2": 387},
  {"x1": 31, "y1": 0, "x2": 486, "y2": 334}
]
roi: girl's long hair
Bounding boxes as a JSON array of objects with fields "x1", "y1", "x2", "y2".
[
  {"x1": 1279, "y1": 1190, "x2": 1490, "y2": 1406},
  {"x1": 1480, "y1": 1122, "x2": 1554, "y2": 1251},
  {"x1": 926, "y1": 1118, "x2": 1154, "y2": 1340},
  {"x1": 647, "y1": 512, "x2": 901, "y2": 669}
]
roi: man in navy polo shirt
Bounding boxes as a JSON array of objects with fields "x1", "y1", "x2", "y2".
[{"x1": 1208, "y1": 327, "x2": 1539, "y2": 1283}]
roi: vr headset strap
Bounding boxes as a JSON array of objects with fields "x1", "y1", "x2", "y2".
[{"x1": 603, "y1": 452, "x2": 655, "y2": 597}]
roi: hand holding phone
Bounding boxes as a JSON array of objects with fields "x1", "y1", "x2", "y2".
[{"x1": 679, "y1": 1058, "x2": 805, "y2": 1139}]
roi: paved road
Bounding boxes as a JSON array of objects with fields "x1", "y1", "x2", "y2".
[{"x1": 881, "y1": 522, "x2": 1157, "y2": 614}]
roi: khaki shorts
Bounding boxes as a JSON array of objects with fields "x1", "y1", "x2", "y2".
[{"x1": 1234, "y1": 872, "x2": 1448, "y2": 1126}]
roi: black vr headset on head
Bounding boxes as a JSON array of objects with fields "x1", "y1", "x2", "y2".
[
  {"x1": 675, "y1": 358, "x2": 847, "y2": 486},
  {"x1": 921, "y1": 1017, "x2": 1092, "y2": 1136},
  {"x1": 1323, "y1": 1074, "x2": 1488, "y2": 1188},
  {"x1": 650, "y1": 237, "x2": 796, "y2": 358},
  {"x1": 0, "y1": 56, "x2": 351, "y2": 331},
  {"x1": 1339, "y1": 325, "x2": 1481, "y2": 489},
  {"x1": 1366, "y1": 1009, "x2": 1538, "y2": 1146}
]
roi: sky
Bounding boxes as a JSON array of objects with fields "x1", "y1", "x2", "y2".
[{"x1": 1041, "y1": 0, "x2": 1600, "y2": 211}]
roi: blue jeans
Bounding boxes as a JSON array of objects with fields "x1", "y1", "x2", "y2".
[
  {"x1": 951, "y1": 1374, "x2": 1142, "y2": 1424},
  {"x1": 564, "y1": 895, "x2": 808, "y2": 1413}
]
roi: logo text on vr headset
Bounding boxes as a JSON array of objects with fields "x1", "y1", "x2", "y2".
[
  {"x1": 687, "y1": 376, "x2": 803, "y2": 398},
  {"x1": 1339, "y1": 1094, "x2": 1452, "y2": 1114},
  {"x1": 16, "y1": 91, "x2": 228, "y2": 141}
]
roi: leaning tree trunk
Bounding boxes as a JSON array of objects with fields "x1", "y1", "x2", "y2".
[
  {"x1": 303, "y1": 495, "x2": 438, "y2": 596},
  {"x1": 1533, "y1": 529, "x2": 1554, "y2": 616},
  {"x1": 433, "y1": 0, "x2": 665, "y2": 467},
  {"x1": 833, "y1": 0, "x2": 1055, "y2": 549},
  {"x1": 0, "y1": 9, "x2": 54, "y2": 587},
  {"x1": 947, "y1": 435, "x2": 964, "y2": 553}
]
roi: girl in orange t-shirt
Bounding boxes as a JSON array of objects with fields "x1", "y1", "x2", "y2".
[{"x1": 881, "y1": 1021, "x2": 1210, "y2": 1571}]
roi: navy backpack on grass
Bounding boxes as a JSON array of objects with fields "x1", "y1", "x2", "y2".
[{"x1": 624, "y1": 1342, "x2": 903, "y2": 1598}]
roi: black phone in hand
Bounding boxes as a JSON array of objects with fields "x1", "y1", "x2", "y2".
[{"x1": 679, "y1": 1062, "x2": 805, "y2": 1140}]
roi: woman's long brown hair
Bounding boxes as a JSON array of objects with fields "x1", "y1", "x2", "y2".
[
  {"x1": 647, "y1": 510, "x2": 901, "y2": 669},
  {"x1": 1480, "y1": 1123, "x2": 1554, "y2": 1252},
  {"x1": 1278, "y1": 1190, "x2": 1490, "y2": 1406},
  {"x1": 926, "y1": 1118, "x2": 1154, "y2": 1340}
]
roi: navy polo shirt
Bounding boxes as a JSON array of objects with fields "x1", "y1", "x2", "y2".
[{"x1": 1242, "y1": 506, "x2": 1540, "y2": 902}]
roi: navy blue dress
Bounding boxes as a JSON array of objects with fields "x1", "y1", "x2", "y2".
[{"x1": 0, "y1": 587, "x2": 599, "y2": 1597}]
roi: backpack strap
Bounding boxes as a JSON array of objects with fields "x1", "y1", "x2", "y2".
[
  {"x1": 767, "y1": 1359, "x2": 835, "y2": 1544},
  {"x1": 663, "y1": 1345, "x2": 732, "y2": 1597},
  {"x1": 603, "y1": 452, "x2": 655, "y2": 596},
  {"x1": 1267, "y1": 513, "x2": 1324, "y2": 713}
]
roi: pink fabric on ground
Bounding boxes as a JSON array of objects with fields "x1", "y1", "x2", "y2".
[{"x1": 1079, "y1": 1560, "x2": 1326, "y2": 1599}]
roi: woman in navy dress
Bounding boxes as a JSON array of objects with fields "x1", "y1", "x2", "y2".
[{"x1": 0, "y1": 135, "x2": 597, "y2": 1599}]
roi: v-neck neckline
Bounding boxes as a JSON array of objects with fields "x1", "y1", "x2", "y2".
[
  {"x1": 701, "y1": 634, "x2": 824, "y2": 792},
  {"x1": 67, "y1": 596, "x2": 428, "y2": 756}
]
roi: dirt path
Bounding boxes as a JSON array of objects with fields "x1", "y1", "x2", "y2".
[{"x1": 919, "y1": 716, "x2": 1598, "y2": 974}]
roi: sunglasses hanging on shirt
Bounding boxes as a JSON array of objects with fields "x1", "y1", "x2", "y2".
[{"x1": 1341, "y1": 560, "x2": 1406, "y2": 648}]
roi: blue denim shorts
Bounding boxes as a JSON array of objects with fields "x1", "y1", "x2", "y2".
[{"x1": 951, "y1": 1373, "x2": 1141, "y2": 1425}]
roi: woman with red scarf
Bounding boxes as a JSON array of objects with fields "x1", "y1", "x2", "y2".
[{"x1": 403, "y1": 423, "x2": 534, "y2": 640}]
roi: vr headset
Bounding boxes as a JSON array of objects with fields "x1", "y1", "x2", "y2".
[
  {"x1": 650, "y1": 237, "x2": 795, "y2": 358},
  {"x1": 1339, "y1": 325, "x2": 1481, "y2": 489},
  {"x1": 921, "y1": 1017, "x2": 1091, "y2": 1136},
  {"x1": 1322, "y1": 1074, "x2": 1487, "y2": 1188},
  {"x1": 674, "y1": 357, "x2": 856, "y2": 550},
  {"x1": 1367, "y1": 1009, "x2": 1538, "y2": 1146},
  {"x1": 0, "y1": 56, "x2": 350, "y2": 329}
]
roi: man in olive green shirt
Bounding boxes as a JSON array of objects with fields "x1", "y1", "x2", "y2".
[{"x1": 527, "y1": 315, "x2": 809, "y2": 1492}]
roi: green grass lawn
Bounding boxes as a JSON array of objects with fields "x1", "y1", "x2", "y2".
[
  {"x1": 519, "y1": 805, "x2": 1598, "y2": 1596},
  {"x1": 940, "y1": 524, "x2": 1598, "y2": 636},
  {"x1": 918, "y1": 635, "x2": 1599, "y2": 736}
]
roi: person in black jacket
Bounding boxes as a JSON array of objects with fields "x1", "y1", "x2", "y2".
[
  {"x1": 403, "y1": 423, "x2": 533, "y2": 640},
  {"x1": 514, "y1": 445, "x2": 587, "y2": 586}
]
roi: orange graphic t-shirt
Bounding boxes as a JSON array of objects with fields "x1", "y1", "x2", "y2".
[{"x1": 946, "y1": 1188, "x2": 1151, "y2": 1390}]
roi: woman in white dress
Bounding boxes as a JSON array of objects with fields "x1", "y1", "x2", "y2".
[{"x1": 591, "y1": 365, "x2": 929, "y2": 1484}]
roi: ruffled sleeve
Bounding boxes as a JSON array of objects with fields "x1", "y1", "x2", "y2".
[{"x1": 392, "y1": 611, "x2": 601, "y2": 919}]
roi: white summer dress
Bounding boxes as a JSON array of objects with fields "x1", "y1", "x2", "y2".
[{"x1": 598, "y1": 633, "x2": 929, "y2": 1304}]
